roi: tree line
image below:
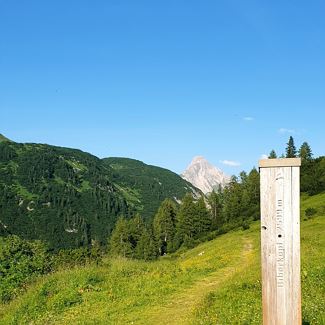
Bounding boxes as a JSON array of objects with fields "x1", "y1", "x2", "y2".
[
  {"x1": 268, "y1": 136, "x2": 312, "y2": 160},
  {"x1": 269, "y1": 136, "x2": 325, "y2": 195},
  {"x1": 110, "y1": 136, "x2": 325, "y2": 261},
  {"x1": 109, "y1": 167, "x2": 260, "y2": 260}
]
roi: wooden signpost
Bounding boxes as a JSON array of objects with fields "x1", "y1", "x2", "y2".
[{"x1": 259, "y1": 158, "x2": 302, "y2": 325}]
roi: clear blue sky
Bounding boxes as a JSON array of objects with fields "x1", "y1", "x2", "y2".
[{"x1": 1, "y1": 1, "x2": 324, "y2": 175}]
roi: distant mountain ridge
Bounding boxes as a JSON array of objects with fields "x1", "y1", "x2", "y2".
[
  {"x1": 0, "y1": 134, "x2": 11, "y2": 143},
  {"x1": 181, "y1": 156, "x2": 230, "y2": 194}
]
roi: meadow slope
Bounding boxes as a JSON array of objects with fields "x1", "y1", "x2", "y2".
[{"x1": 0, "y1": 194, "x2": 324, "y2": 324}]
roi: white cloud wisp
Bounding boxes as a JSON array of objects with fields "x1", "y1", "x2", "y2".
[{"x1": 220, "y1": 160, "x2": 241, "y2": 167}]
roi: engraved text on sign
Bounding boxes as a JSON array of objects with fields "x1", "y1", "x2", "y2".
[{"x1": 276, "y1": 170, "x2": 285, "y2": 289}]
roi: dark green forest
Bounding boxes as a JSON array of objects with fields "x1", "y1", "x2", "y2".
[{"x1": 0, "y1": 141, "x2": 130, "y2": 249}]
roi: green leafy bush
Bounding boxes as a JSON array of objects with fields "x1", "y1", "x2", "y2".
[
  {"x1": 0, "y1": 235, "x2": 52, "y2": 302},
  {"x1": 242, "y1": 221, "x2": 250, "y2": 230},
  {"x1": 305, "y1": 207, "x2": 317, "y2": 217},
  {"x1": 52, "y1": 246, "x2": 103, "y2": 270}
]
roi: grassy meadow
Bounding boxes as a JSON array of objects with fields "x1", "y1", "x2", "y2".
[{"x1": 0, "y1": 194, "x2": 324, "y2": 324}]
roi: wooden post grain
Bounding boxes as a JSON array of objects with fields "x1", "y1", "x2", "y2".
[{"x1": 259, "y1": 158, "x2": 302, "y2": 325}]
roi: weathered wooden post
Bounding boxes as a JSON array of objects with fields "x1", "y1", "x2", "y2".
[{"x1": 259, "y1": 158, "x2": 302, "y2": 325}]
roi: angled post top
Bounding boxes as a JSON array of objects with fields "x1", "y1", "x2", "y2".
[{"x1": 259, "y1": 158, "x2": 301, "y2": 168}]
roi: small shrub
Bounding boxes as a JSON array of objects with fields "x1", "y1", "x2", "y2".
[
  {"x1": 78, "y1": 273, "x2": 104, "y2": 293},
  {"x1": 302, "y1": 320, "x2": 311, "y2": 325},
  {"x1": 253, "y1": 212, "x2": 260, "y2": 221},
  {"x1": 242, "y1": 222, "x2": 250, "y2": 231},
  {"x1": 84, "y1": 273, "x2": 104, "y2": 286},
  {"x1": 39, "y1": 279, "x2": 58, "y2": 298},
  {"x1": 199, "y1": 231, "x2": 218, "y2": 242},
  {"x1": 305, "y1": 207, "x2": 317, "y2": 218},
  {"x1": 182, "y1": 236, "x2": 197, "y2": 249},
  {"x1": 52, "y1": 246, "x2": 103, "y2": 270}
]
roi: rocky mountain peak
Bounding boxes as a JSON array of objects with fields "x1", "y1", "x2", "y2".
[{"x1": 181, "y1": 156, "x2": 229, "y2": 194}]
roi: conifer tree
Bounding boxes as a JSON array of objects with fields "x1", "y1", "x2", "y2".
[
  {"x1": 222, "y1": 176, "x2": 241, "y2": 223},
  {"x1": 208, "y1": 189, "x2": 223, "y2": 229},
  {"x1": 240, "y1": 188, "x2": 250, "y2": 218},
  {"x1": 128, "y1": 213, "x2": 144, "y2": 249},
  {"x1": 195, "y1": 197, "x2": 211, "y2": 235},
  {"x1": 246, "y1": 168, "x2": 260, "y2": 220},
  {"x1": 109, "y1": 216, "x2": 133, "y2": 257},
  {"x1": 176, "y1": 194, "x2": 197, "y2": 244},
  {"x1": 268, "y1": 150, "x2": 277, "y2": 159},
  {"x1": 299, "y1": 142, "x2": 313, "y2": 162},
  {"x1": 153, "y1": 199, "x2": 177, "y2": 255},
  {"x1": 136, "y1": 227, "x2": 158, "y2": 260},
  {"x1": 286, "y1": 136, "x2": 297, "y2": 158},
  {"x1": 247, "y1": 168, "x2": 260, "y2": 201}
]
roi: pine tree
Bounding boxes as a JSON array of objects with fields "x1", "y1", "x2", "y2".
[
  {"x1": 135, "y1": 227, "x2": 158, "y2": 260},
  {"x1": 109, "y1": 216, "x2": 133, "y2": 257},
  {"x1": 299, "y1": 142, "x2": 313, "y2": 162},
  {"x1": 222, "y1": 176, "x2": 241, "y2": 223},
  {"x1": 268, "y1": 150, "x2": 277, "y2": 159},
  {"x1": 247, "y1": 168, "x2": 260, "y2": 202},
  {"x1": 128, "y1": 213, "x2": 144, "y2": 249},
  {"x1": 175, "y1": 194, "x2": 197, "y2": 244},
  {"x1": 246, "y1": 168, "x2": 260, "y2": 220},
  {"x1": 195, "y1": 197, "x2": 211, "y2": 235},
  {"x1": 240, "y1": 188, "x2": 250, "y2": 218},
  {"x1": 153, "y1": 199, "x2": 177, "y2": 255},
  {"x1": 208, "y1": 190, "x2": 223, "y2": 229},
  {"x1": 286, "y1": 136, "x2": 297, "y2": 158},
  {"x1": 239, "y1": 171, "x2": 248, "y2": 184}
]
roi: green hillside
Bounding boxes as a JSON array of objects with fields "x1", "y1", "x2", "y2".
[
  {"x1": 1, "y1": 194, "x2": 324, "y2": 324},
  {"x1": 0, "y1": 140, "x2": 200, "y2": 249},
  {"x1": 0, "y1": 140, "x2": 129, "y2": 249},
  {"x1": 0, "y1": 134, "x2": 11, "y2": 143},
  {"x1": 103, "y1": 157, "x2": 201, "y2": 220}
]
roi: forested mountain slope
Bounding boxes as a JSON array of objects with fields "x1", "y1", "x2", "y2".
[
  {"x1": 103, "y1": 157, "x2": 201, "y2": 220},
  {"x1": 0, "y1": 140, "x2": 200, "y2": 249},
  {"x1": 0, "y1": 141, "x2": 129, "y2": 249}
]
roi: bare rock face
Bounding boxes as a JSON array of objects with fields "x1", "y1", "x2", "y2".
[{"x1": 181, "y1": 156, "x2": 230, "y2": 194}]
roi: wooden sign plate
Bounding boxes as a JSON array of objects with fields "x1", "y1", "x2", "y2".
[{"x1": 259, "y1": 159, "x2": 301, "y2": 325}]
